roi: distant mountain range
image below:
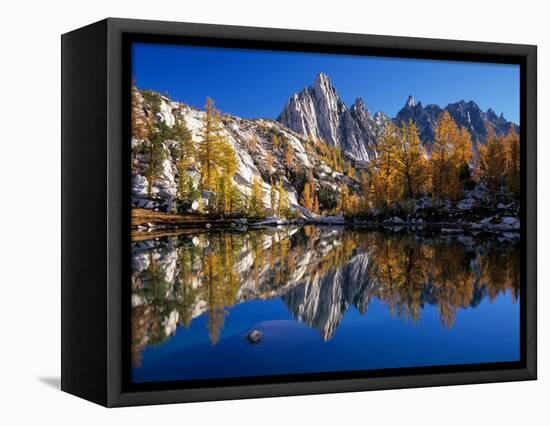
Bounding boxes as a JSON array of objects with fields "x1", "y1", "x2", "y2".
[{"x1": 278, "y1": 73, "x2": 517, "y2": 161}]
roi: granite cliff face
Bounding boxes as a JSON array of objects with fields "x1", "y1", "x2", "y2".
[
  {"x1": 279, "y1": 74, "x2": 516, "y2": 156},
  {"x1": 278, "y1": 73, "x2": 391, "y2": 162},
  {"x1": 131, "y1": 88, "x2": 354, "y2": 214}
]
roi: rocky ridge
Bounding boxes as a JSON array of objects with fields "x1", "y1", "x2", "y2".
[
  {"x1": 395, "y1": 96, "x2": 516, "y2": 149},
  {"x1": 279, "y1": 73, "x2": 517, "y2": 155},
  {"x1": 132, "y1": 89, "x2": 356, "y2": 215},
  {"x1": 278, "y1": 73, "x2": 391, "y2": 162}
]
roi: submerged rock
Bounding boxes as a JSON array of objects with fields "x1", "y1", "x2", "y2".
[{"x1": 246, "y1": 330, "x2": 263, "y2": 344}]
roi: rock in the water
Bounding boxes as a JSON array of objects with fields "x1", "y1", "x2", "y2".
[
  {"x1": 385, "y1": 216, "x2": 405, "y2": 224},
  {"x1": 246, "y1": 330, "x2": 263, "y2": 344}
]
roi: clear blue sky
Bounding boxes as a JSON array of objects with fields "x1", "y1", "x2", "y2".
[{"x1": 132, "y1": 42, "x2": 520, "y2": 124}]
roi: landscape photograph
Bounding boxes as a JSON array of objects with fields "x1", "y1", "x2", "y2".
[{"x1": 130, "y1": 43, "x2": 520, "y2": 384}]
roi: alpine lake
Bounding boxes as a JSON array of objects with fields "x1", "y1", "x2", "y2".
[{"x1": 131, "y1": 225, "x2": 520, "y2": 383}]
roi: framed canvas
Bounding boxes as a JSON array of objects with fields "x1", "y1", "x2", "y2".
[{"x1": 61, "y1": 18, "x2": 537, "y2": 407}]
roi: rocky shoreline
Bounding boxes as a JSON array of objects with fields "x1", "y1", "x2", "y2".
[
  {"x1": 133, "y1": 186, "x2": 520, "y2": 242},
  {"x1": 132, "y1": 209, "x2": 519, "y2": 243}
]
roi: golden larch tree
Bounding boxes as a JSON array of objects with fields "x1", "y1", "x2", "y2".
[
  {"x1": 284, "y1": 144, "x2": 294, "y2": 169},
  {"x1": 301, "y1": 182, "x2": 314, "y2": 211},
  {"x1": 503, "y1": 127, "x2": 520, "y2": 195},
  {"x1": 370, "y1": 123, "x2": 401, "y2": 207},
  {"x1": 430, "y1": 111, "x2": 460, "y2": 201},
  {"x1": 395, "y1": 121, "x2": 427, "y2": 199},
  {"x1": 477, "y1": 126, "x2": 506, "y2": 199},
  {"x1": 197, "y1": 98, "x2": 227, "y2": 191}
]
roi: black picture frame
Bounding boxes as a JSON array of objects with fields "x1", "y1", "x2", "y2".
[{"x1": 61, "y1": 17, "x2": 537, "y2": 407}]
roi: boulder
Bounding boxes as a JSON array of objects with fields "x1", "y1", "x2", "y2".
[
  {"x1": 246, "y1": 330, "x2": 263, "y2": 344},
  {"x1": 501, "y1": 216, "x2": 519, "y2": 226},
  {"x1": 456, "y1": 198, "x2": 475, "y2": 210},
  {"x1": 135, "y1": 198, "x2": 151, "y2": 209},
  {"x1": 320, "y1": 164, "x2": 332, "y2": 174},
  {"x1": 479, "y1": 216, "x2": 494, "y2": 225},
  {"x1": 199, "y1": 190, "x2": 216, "y2": 209},
  {"x1": 132, "y1": 174, "x2": 149, "y2": 197}
]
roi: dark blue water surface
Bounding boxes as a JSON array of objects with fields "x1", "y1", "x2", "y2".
[{"x1": 131, "y1": 227, "x2": 520, "y2": 383}]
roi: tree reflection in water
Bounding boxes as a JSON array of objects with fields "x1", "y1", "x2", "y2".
[{"x1": 131, "y1": 227, "x2": 519, "y2": 367}]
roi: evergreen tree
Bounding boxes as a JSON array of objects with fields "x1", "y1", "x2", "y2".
[
  {"x1": 173, "y1": 119, "x2": 194, "y2": 207},
  {"x1": 143, "y1": 120, "x2": 166, "y2": 196}
]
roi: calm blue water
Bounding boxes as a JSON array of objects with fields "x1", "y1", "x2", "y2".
[{"x1": 131, "y1": 227, "x2": 520, "y2": 383}]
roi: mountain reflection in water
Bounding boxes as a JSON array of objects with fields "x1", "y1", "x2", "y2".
[{"x1": 131, "y1": 226, "x2": 519, "y2": 377}]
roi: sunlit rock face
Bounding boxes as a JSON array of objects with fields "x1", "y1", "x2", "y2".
[
  {"x1": 131, "y1": 88, "x2": 354, "y2": 214},
  {"x1": 278, "y1": 73, "x2": 390, "y2": 162}
]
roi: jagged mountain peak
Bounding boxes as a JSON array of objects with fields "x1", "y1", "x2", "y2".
[
  {"x1": 352, "y1": 97, "x2": 367, "y2": 110},
  {"x1": 313, "y1": 72, "x2": 338, "y2": 97},
  {"x1": 280, "y1": 73, "x2": 515, "y2": 159},
  {"x1": 278, "y1": 74, "x2": 387, "y2": 162},
  {"x1": 315, "y1": 71, "x2": 332, "y2": 85},
  {"x1": 396, "y1": 97, "x2": 516, "y2": 146},
  {"x1": 405, "y1": 95, "x2": 417, "y2": 108}
]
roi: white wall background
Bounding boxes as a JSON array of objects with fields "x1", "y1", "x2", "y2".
[{"x1": 0, "y1": 0, "x2": 546, "y2": 423}]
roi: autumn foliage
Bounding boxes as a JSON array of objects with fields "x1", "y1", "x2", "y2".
[{"x1": 337, "y1": 111, "x2": 519, "y2": 216}]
